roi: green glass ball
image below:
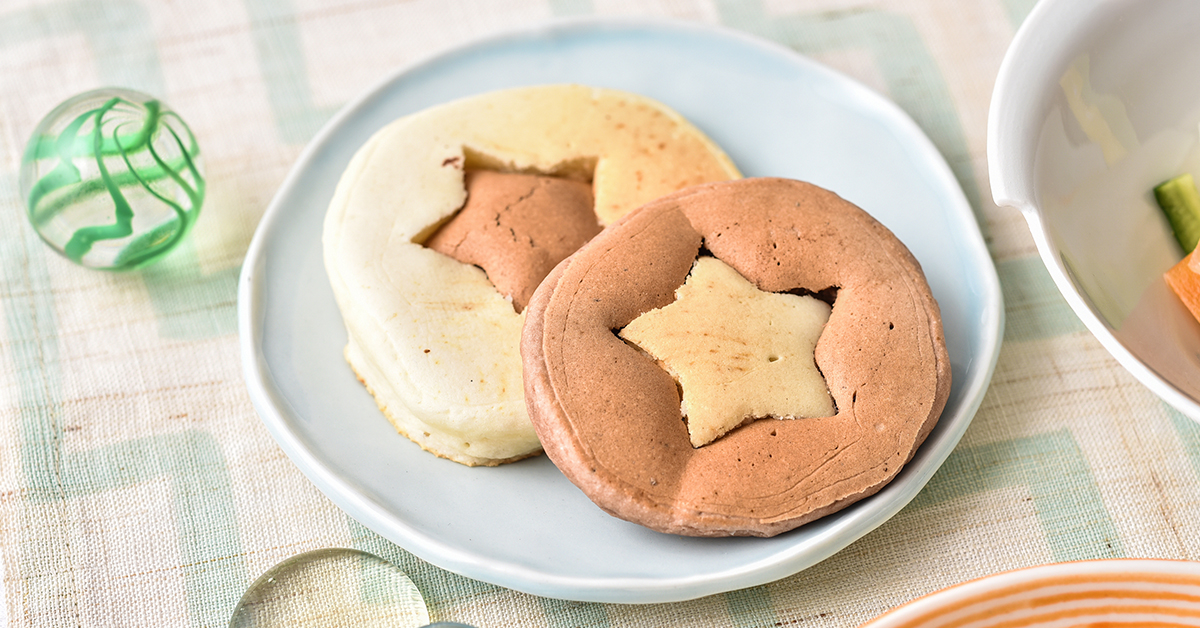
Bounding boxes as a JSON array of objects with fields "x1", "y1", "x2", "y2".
[{"x1": 19, "y1": 88, "x2": 205, "y2": 270}]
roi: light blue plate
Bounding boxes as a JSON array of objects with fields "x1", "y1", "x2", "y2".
[{"x1": 238, "y1": 18, "x2": 1002, "y2": 603}]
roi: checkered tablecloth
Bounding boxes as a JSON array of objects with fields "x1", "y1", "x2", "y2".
[{"x1": 3, "y1": 0, "x2": 1199, "y2": 626}]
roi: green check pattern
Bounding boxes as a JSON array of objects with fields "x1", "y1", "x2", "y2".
[{"x1": 2, "y1": 0, "x2": 1198, "y2": 626}]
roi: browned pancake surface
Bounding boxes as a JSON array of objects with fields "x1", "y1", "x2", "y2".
[{"x1": 521, "y1": 177, "x2": 951, "y2": 537}]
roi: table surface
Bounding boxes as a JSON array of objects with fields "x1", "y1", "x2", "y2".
[{"x1": 3, "y1": 0, "x2": 1199, "y2": 626}]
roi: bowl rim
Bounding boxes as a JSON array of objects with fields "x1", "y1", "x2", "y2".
[{"x1": 859, "y1": 558, "x2": 1200, "y2": 628}]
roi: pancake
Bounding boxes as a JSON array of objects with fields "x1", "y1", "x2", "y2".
[
  {"x1": 521, "y1": 177, "x2": 951, "y2": 536},
  {"x1": 323, "y1": 84, "x2": 740, "y2": 466},
  {"x1": 424, "y1": 170, "x2": 599, "y2": 314}
]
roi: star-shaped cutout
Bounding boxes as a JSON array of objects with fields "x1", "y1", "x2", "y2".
[
  {"x1": 619, "y1": 256, "x2": 835, "y2": 448},
  {"x1": 424, "y1": 170, "x2": 598, "y2": 313}
]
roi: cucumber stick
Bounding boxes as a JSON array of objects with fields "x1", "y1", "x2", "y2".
[{"x1": 1154, "y1": 173, "x2": 1200, "y2": 253}]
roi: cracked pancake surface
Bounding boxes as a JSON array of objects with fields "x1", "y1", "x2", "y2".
[
  {"x1": 521, "y1": 177, "x2": 951, "y2": 536},
  {"x1": 323, "y1": 84, "x2": 740, "y2": 466},
  {"x1": 424, "y1": 170, "x2": 599, "y2": 314}
]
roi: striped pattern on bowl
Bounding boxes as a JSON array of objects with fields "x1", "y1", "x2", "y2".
[{"x1": 860, "y1": 559, "x2": 1200, "y2": 628}]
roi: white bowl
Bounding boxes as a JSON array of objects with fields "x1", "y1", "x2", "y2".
[
  {"x1": 989, "y1": 0, "x2": 1200, "y2": 422},
  {"x1": 859, "y1": 559, "x2": 1200, "y2": 628}
]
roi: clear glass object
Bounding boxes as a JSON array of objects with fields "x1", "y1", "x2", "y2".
[
  {"x1": 229, "y1": 548, "x2": 432, "y2": 628},
  {"x1": 19, "y1": 87, "x2": 205, "y2": 270}
]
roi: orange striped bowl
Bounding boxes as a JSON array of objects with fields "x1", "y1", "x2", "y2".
[{"x1": 860, "y1": 559, "x2": 1200, "y2": 628}]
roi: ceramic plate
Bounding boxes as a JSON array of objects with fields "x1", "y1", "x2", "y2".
[
  {"x1": 238, "y1": 18, "x2": 1002, "y2": 603},
  {"x1": 859, "y1": 559, "x2": 1200, "y2": 627}
]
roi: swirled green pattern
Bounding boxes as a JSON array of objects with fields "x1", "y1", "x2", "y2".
[{"x1": 20, "y1": 88, "x2": 204, "y2": 270}]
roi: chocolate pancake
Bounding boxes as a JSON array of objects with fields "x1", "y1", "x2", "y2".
[{"x1": 521, "y1": 177, "x2": 951, "y2": 536}]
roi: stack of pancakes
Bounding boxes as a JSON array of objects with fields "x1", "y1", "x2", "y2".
[{"x1": 323, "y1": 85, "x2": 950, "y2": 537}]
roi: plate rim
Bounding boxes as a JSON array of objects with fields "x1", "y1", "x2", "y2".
[{"x1": 237, "y1": 15, "x2": 1005, "y2": 603}]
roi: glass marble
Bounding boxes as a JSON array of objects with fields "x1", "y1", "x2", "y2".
[
  {"x1": 229, "y1": 549, "x2": 429, "y2": 628},
  {"x1": 19, "y1": 87, "x2": 204, "y2": 270}
]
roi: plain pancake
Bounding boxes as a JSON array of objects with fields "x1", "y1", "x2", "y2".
[
  {"x1": 618, "y1": 255, "x2": 836, "y2": 448},
  {"x1": 521, "y1": 177, "x2": 951, "y2": 536},
  {"x1": 323, "y1": 84, "x2": 740, "y2": 466}
]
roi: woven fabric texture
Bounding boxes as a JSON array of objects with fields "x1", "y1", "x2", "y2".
[{"x1": 2, "y1": 0, "x2": 1199, "y2": 626}]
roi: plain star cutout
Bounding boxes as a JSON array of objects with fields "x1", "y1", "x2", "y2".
[{"x1": 619, "y1": 256, "x2": 835, "y2": 448}]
